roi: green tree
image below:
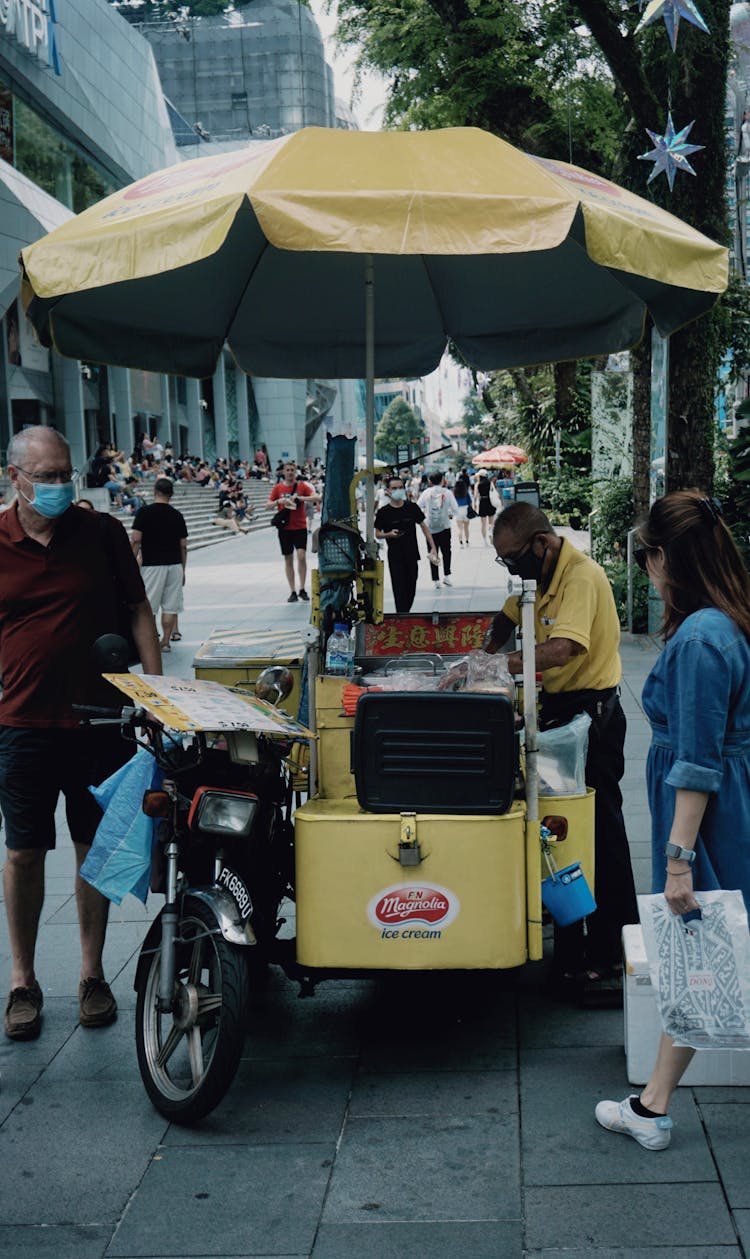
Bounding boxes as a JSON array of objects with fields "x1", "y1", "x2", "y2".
[
  {"x1": 460, "y1": 392, "x2": 492, "y2": 452},
  {"x1": 374, "y1": 396, "x2": 427, "y2": 459},
  {"x1": 334, "y1": 0, "x2": 626, "y2": 163},
  {"x1": 333, "y1": 0, "x2": 731, "y2": 494}
]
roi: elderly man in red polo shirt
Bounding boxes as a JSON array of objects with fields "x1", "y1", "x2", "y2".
[{"x1": 0, "y1": 426, "x2": 161, "y2": 1041}]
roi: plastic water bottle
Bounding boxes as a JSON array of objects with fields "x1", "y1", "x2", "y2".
[{"x1": 325, "y1": 623, "x2": 355, "y2": 676}]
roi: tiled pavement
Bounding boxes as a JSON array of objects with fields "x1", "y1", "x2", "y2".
[{"x1": 0, "y1": 525, "x2": 747, "y2": 1258}]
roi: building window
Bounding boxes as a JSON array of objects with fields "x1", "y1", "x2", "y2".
[{"x1": 4, "y1": 79, "x2": 117, "y2": 211}]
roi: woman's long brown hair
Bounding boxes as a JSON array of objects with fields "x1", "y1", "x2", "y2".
[{"x1": 637, "y1": 490, "x2": 750, "y2": 642}]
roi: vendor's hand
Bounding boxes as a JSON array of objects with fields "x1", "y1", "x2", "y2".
[{"x1": 664, "y1": 868, "x2": 700, "y2": 916}]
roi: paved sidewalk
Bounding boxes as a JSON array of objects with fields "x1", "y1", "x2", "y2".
[{"x1": 0, "y1": 525, "x2": 747, "y2": 1258}]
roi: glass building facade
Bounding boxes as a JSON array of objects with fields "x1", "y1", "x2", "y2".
[{"x1": 1, "y1": 0, "x2": 354, "y2": 473}]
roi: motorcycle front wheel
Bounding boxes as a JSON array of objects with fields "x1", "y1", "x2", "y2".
[{"x1": 135, "y1": 896, "x2": 249, "y2": 1123}]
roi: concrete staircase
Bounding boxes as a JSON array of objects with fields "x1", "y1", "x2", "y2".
[{"x1": 117, "y1": 479, "x2": 275, "y2": 552}]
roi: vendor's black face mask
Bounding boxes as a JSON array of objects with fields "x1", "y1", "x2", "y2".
[{"x1": 503, "y1": 536, "x2": 546, "y2": 581}]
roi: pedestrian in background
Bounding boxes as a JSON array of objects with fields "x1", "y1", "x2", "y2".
[
  {"x1": 266, "y1": 461, "x2": 320, "y2": 603},
  {"x1": 375, "y1": 475, "x2": 437, "y2": 615},
  {"x1": 474, "y1": 472, "x2": 496, "y2": 545},
  {"x1": 453, "y1": 472, "x2": 473, "y2": 548},
  {"x1": 596, "y1": 490, "x2": 750, "y2": 1150},
  {"x1": 418, "y1": 471, "x2": 459, "y2": 589},
  {"x1": 0, "y1": 427, "x2": 160, "y2": 1040},
  {"x1": 130, "y1": 477, "x2": 188, "y2": 653}
]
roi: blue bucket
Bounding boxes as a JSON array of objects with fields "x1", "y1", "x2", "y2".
[{"x1": 541, "y1": 862, "x2": 596, "y2": 926}]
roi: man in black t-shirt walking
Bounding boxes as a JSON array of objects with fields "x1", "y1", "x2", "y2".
[
  {"x1": 131, "y1": 478, "x2": 188, "y2": 654},
  {"x1": 374, "y1": 475, "x2": 437, "y2": 615}
]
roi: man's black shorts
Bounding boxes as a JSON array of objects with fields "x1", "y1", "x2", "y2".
[
  {"x1": 0, "y1": 726, "x2": 130, "y2": 851},
  {"x1": 278, "y1": 528, "x2": 308, "y2": 556}
]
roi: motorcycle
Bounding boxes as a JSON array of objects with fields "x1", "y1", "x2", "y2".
[{"x1": 80, "y1": 650, "x2": 299, "y2": 1124}]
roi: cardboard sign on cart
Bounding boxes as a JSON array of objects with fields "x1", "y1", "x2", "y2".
[{"x1": 104, "y1": 673, "x2": 315, "y2": 739}]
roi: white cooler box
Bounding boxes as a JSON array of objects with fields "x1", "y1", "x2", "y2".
[{"x1": 623, "y1": 923, "x2": 750, "y2": 1087}]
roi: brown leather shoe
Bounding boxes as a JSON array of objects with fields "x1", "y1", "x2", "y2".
[
  {"x1": 5, "y1": 981, "x2": 43, "y2": 1040},
  {"x1": 79, "y1": 977, "x2": 117, "y2": 1028}
]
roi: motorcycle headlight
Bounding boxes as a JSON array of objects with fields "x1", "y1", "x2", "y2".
[{"x1": 188, "y1": 788, "x2": 259, "y2": 838}]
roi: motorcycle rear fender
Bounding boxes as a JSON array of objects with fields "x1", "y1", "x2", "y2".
[{"x1": 133, "y1": 886, "x2": 256, "y2": 992}]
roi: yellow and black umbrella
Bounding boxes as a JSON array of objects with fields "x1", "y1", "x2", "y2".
[
  {"x1": 21, "y1": 126, "x2": 727, "y2": 382},
  {"x1": 21, "y1": 125, "x2": 727, "y2": 538}
]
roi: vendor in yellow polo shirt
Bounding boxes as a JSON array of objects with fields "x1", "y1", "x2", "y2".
[{"x1": 486, "y1": 503, "x2": 638, "y2": 1004}]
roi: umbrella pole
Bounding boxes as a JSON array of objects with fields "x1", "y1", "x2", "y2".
[
  {"x1": 521, "y1": 579, "x2": 543, "y2": 962},
  {"x1": 364, "y1": 255, "x2": 376, "y2": 556}
]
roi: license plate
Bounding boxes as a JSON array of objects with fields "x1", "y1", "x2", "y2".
[{"x1": 216, "y1": 866, "x2": 253, "y2": 921}]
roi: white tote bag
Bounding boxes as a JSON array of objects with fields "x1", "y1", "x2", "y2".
[{"x1": 638, "y1": 890, "x2": 750, "y2": 1050}]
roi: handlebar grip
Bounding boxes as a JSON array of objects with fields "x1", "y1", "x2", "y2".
[{"x1": 73, "y1": 704, "x2": 125, "y2": 717}]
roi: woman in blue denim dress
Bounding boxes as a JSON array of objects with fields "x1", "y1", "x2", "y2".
[{"x1": 596, "y1": 490, "x2": 750, "y2": 1150}]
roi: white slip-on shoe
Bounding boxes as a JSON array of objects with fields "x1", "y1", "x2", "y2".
[
  {"x1": 433, "y1": 581, "x2": 440, "y2": 590},
  {"x1": 595, "y1": 1096, "x2": 673, "y2": 1150},
  {"x1": 443, "y1": 576, "x2": 452, "y2": 586}
]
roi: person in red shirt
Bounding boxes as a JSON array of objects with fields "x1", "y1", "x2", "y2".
[
  {"x1": 266, "y1": 461, "x2": 320, "y2": 603},
  {"x1": 0, "y1": 427, "x2": 161, "y2": 1041}
]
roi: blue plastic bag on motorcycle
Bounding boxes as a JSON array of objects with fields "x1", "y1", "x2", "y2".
[{"x1": 80, "y1": 748, "x2": 163, "y2": 905}]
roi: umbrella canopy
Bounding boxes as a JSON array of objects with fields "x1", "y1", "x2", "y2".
[
  {"x1": 21, "y1": 126, "x2": 728, "y2": 382},
  {"x1": 473, "y1": 445, "x2": 528, "y2": 467}
]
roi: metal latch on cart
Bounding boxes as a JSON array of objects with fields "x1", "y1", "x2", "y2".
[{"x1": 399, "y1": 813, "x2": 422, "y2": 866}]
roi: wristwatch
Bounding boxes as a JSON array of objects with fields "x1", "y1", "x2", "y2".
[{"x1": 664, "y1": 842, "x2": 696, "y2": 864}]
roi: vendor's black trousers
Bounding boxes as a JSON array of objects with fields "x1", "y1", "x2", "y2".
[
  {"x1": 387, "y1": 550, "x2": 418, "y2": 616},
  {"x1": 540, "y1": 689, "x2": 639, "y2": 972}
]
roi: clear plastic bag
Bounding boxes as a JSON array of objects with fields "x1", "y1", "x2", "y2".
[
  {"x1": 535, "y1": 711, "x2": 591, "y2": 796},
  {"x1": 638, "y1": 891, "x2": 750, "y2": 1050},
  {"x1": 465, "y1": 650, "x2": 515, "y2": 701},
  {"x1": 360, "y1": 669, "x2": 442, "y2": 691}
]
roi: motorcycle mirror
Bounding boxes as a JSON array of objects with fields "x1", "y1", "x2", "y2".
[
  {"x1": 254, "y1": 666, "x2": 294, "y2": 706},
  {"x1": 93, "y1": 633, "x2": 131, "y2": 673}
]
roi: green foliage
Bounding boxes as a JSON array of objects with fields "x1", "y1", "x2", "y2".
[
  {"x1": 467, "y1": 361, "x2": 593, "y2": 475},
  {"x1": 718, "y1": 277, "x2": 750, "y2": 385},
  {"x1": 589, "y1": 476, "x2": 648, "y2": 630},
  {"x1": 460, "y1": 392, "x2": 493, "y2": 452},
  {"x1": 332, "y1": 0, "x2": 626, "y2": 168},
  {"x1": 723, "y1": 425, "x2": 750, "y2": 567},
  {"x1": 374, "y1": 396, "x2": 426, "y2": 460},
  {"x1": 599, "y1": 555, "x2": 650, "y2": 633},
  {"x1": 536, "y1": 466, "x2": 592, "y2": 528},
  {"x1": 590, "y1": 477, "x2": 635, "y2": 564}
]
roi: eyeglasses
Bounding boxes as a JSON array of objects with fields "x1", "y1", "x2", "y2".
[
  {"x1": 633, "y1": 544, "x2": 649, "y2": 572},
  {"x1": 494, "y1": 538, "x2": 533, "y2": 567},
  {"x1": 16, "y1": 467, "x2": 78, "y2": 485}
]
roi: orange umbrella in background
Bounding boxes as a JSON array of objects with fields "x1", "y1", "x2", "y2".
[{"x1": 473, "y1": 445, "x2": 527, "y2": 468}]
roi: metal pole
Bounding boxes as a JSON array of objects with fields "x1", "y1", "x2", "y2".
[
  {"x1": 520, "y1": 578, "x2": 543, "y2": 961},
  {"x1": 626, "y1": 527, "x2": 637, "y2": 635},
  {"x1": 364, "y1": 255, "x2": 376, "y2": 557}
]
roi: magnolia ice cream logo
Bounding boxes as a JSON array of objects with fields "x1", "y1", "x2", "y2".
[{"x1": 368, "y1": 883, "x2": 459, "y2": 930}]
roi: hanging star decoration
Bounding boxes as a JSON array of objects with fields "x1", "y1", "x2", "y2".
[
  {"x1": 635, "y1": 0, "x2": 710, "y2": 53},
  {"x1": 638, "y1": 113, "x2": 704, "y2": 190}
]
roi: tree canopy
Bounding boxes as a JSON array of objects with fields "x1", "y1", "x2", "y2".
[
  {"x1": 374, "y1": 396, "x2": 427, "y2": 459},
  {"x1": 333, "y1": 0, "x2": 732, "y2": 492}
]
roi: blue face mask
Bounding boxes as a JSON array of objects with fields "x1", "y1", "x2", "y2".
[
  {"x1": 389, "y1": 488, "x2": 407, "y2": 502},
  {"x1": 19, "y1": 479, "x2": 76, "y2": 519}
]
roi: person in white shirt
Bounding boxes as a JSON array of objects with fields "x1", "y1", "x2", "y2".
[{"x1": 418, "y1": 472, "x2": 459, "y2": 589}]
